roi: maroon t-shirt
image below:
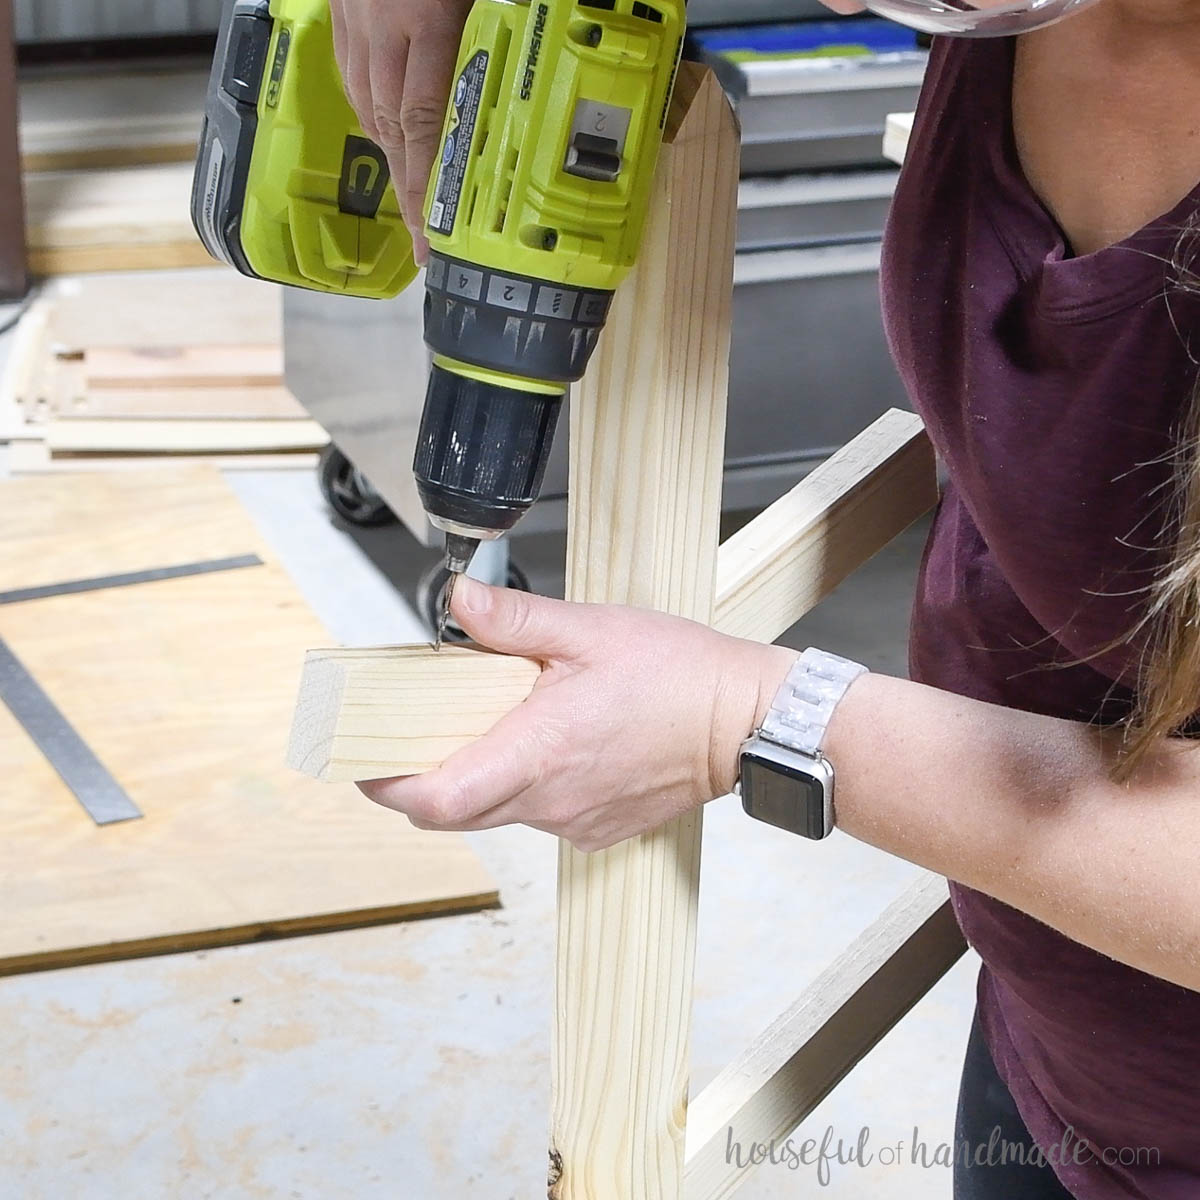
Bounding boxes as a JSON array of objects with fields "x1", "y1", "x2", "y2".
[{"x1": 882, "y1": 36, "x2": 1200, "y2": 1198}]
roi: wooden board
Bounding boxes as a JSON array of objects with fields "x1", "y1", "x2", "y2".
[
  {"x1": 0, "y1": 297, "x2": 51, "y2": 438},
  {"x1": 22, "y1": 132, "x2": 201, "y2": 174},
  {"x1": 24, "y1": 163, "x2": 212, "y2": 275},
  {"x1": 0, "y1": 272, "x2": 313, "y2": 470},
  {"x1": 43, "y1": 417, "x2": 327, "y2": 455},
  {"x1": 288, "y1": 647, "x2": 543, "y2": 781},
  {"x1": 0, "y1": 467, "x2": 266, "y2": 591},
  {"x1": 6, "y1": 443, "x2": 320, "y2": 474},
  {"x1": 713, "y1": 409, "x2": 937, "y2": 645},
  {"x1": 1, "y1": 273, "x2": 295, "y2": 423},
  {"x1": 53, "y1": 385, "x2": 307, "y2": 421},
  {"x1": 0, "y1": 468, "x2": 498, "y2": 973},
  {"x1": 883, "y1": 111, "x2": 914, "y2": 166},
  {"x1": 684, "y1": 875, "x2": 966, "y2": 1200},
  {"x1": 551, "y1": 64, "x2": 740, "y2": 1200},
  {"x1": 83, "y1": 344, "x2": 284, "y2": 391}
]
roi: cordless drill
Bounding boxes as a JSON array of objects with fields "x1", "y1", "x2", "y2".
[{"x1": 192, "y1": 0, "x2": 686, "y2": 635}]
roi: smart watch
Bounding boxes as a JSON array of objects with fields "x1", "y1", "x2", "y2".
[{"x1": 736, "y1": 647, "x2": 868, "y2": 840}]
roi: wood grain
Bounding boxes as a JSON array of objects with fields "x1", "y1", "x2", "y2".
[
  {"x1": 43, "y1": 417, "x2": 327, "y2": 455},
  {"x1": 25, "y1": 162, "x2": 198, "y2": 247},
  {"x1": 550, "y1": 64, "x2": 740, "y2": 1200},
  {"x1": 0, "y1": 468, "x2": 498, "y2": 975},
  {"x1": 29, "y1": 241, "x2": 216, "y2": 276},
  {"x1": 684, "y1": 875, "x2": 966, "y2": 1200},
  {"x1": 0, "y1": 467, "x2": 262, "y2": 591},
  {"x1": 6, "y1": 444, "x2": 320, "y2": 474},
  {"x1": 713, "y1": 409, "x2": 937, "y2": 645},
  {"x1": 83, "y1": 344, "x2": 284, "y2": 391},
  {"x1": 287, "y1": 646, "x2": 542, "y2": 782},
  {"x1": 53, "y1": 386, "x2": 306, "y2": 421}
]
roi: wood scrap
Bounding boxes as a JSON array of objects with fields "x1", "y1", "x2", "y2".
[
  {"x1": 0, "y1": 296, "x2": 52, "y2": 438},
  {"x1": 288, "y1": 646, "x2": 543, "y2": 782},
  {"x1": 0, "y1": 270, "x2": 321, "y2": 472},
  {"x1": 83, "y1": 344, "x2": 284, "y2": 391},
  {"x1": 54, "y1": 386, "x2": 306, "y2": 421},
  {"x1": 44, "y1": 417, "x2": 327, "y2": 455},
  {"x1": 884, "y1": 111, "x2": 914, "y2": 166},
  {"x1": 7, "y1": 442, "x2": 320, "y2": 475}
]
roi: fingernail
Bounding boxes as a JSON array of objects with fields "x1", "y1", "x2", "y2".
[
  {"x1": 455, "y1": 575, "x2": 490, "y2": 614},
  {"x1": 413, "y1": 232, "x2": 430, "y2": 267}
]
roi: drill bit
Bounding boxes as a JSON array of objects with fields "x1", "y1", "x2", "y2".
[
  {"x1": 433, "y1": 532, "x2": 481, "y2": 651},
  {"x1": 435, "y1": 573, "x2": 457, "y2": 652}
]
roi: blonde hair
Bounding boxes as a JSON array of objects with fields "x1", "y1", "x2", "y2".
[{"x1": 1112, "y1": 230, "x2": 1200, "y2": 783}]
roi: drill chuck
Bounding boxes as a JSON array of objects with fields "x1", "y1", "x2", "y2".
[{"x1": 413, "y1": 363, "x2": 563, "y2": 543}]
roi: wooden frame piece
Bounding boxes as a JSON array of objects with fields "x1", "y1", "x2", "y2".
[
  {"x1": 548, "y1": 63, "x2": 738, "y2": 1200},
  {"x1": 43, "y1": 417, "x2": 327, "y2": 455},
  {"x1": 884, "y1": 112, "x2": 915, "y2": 167},
  {"x1": 683, "y1": 874, "x2": 966, "y2": 1200},
  {"x1": 714, "y1": 408, "x2": 935, "y2": 645}
]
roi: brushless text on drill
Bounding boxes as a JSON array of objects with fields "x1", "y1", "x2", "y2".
[{"x1": 520, "y1": 3, "x2": 550, "y2": 100}]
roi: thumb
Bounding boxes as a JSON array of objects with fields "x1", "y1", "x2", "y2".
[{"x1": 450, "y1": 576, "x2": 591, "y2": 661}]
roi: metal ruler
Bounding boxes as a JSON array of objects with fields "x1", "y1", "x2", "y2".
[{"x1": 0, "y1": 554, "x2": 263, "y2": 826}]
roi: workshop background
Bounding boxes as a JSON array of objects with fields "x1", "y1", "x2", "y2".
[{"x1": 0, "y1": 1, "x2": 979, "y2": 1197}]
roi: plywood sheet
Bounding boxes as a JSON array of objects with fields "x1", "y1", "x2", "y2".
[
  {"x1": 0, "y1": 468, "x2": 497, "y2": 973},
  {"x1": 0, "y1": 467, "x2": 268, "y2": 590}
]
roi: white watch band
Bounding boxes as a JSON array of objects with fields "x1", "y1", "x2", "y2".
[{"x1": 759, "y1": 647, "x2": 868, "y2": 757}]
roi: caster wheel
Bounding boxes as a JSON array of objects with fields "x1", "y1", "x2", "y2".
[
  {"x1": 416, "y1": 558, "x2": 532, "y2": 644},
  {"x1": 318, "y1": 445, "x2": 395, "y2": 527}
]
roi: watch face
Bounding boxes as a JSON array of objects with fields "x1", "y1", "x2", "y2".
[{"x1": 739, "y1": 747, "x2": 833, "y2": 840}]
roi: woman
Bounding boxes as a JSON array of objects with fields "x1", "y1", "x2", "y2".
[{"x1": 330, "y1": 0, "x2": 1200, "y2": 1195}]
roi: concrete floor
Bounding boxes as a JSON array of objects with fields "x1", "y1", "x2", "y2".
[{"x1": 0, "y1": 313, "x2": 980, "y2": 1199}]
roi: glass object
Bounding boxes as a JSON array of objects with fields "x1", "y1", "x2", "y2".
[{"x1": 863, "y1": 0, "x2": 1101, "y2": 37}]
